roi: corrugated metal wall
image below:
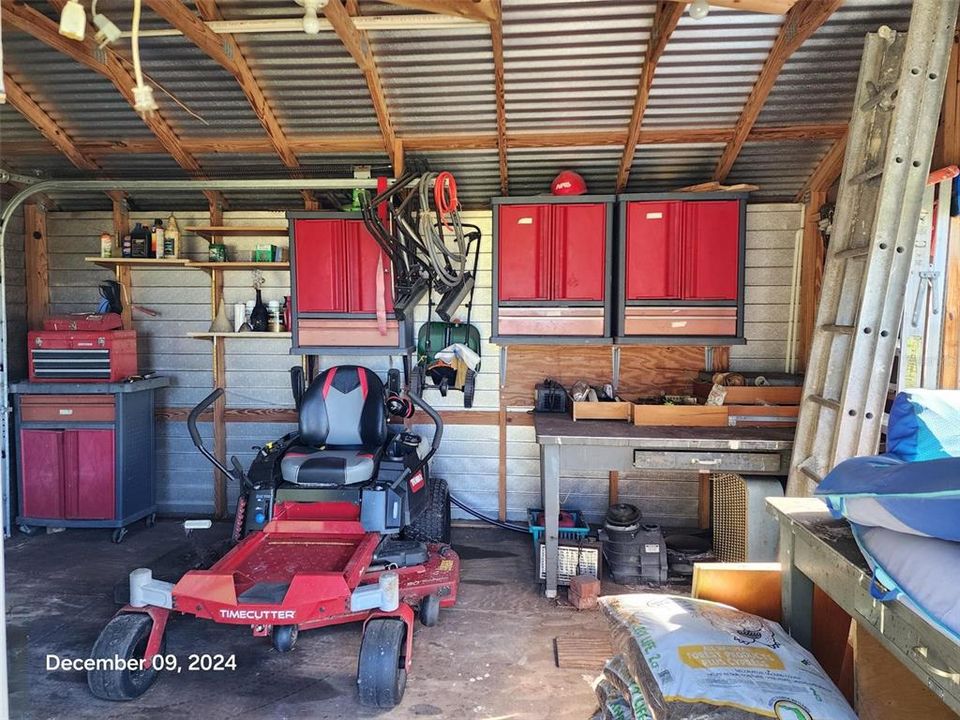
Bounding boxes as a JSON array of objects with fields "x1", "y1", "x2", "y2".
[{"x1": 38, "y1": 204, "x2": 798, "y2": 523}]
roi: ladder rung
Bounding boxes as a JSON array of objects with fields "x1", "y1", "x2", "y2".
[
  {"x1": 835, "y1": 245, "x2": 870, "y2": 260},
  {"x1": 807, "y1": 394, "x2": 841, "y2": 411},
  {"x1": 799, "y1": 465, "x2": 823, "y2": 483},
  {"x1": 821, "y1": 323, "x2": 856, "y2": 335},
  {"x1": 849, "y1": 166, "x2": 884, "y2": 185}
]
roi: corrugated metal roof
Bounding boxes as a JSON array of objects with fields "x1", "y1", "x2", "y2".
[{"x1": 0, "y1": 1, "x2": 925, "y2": 206}]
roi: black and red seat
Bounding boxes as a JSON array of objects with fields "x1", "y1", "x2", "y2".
[{"x1": 280, "y1": 366, "x2": 387, "y2": 487}]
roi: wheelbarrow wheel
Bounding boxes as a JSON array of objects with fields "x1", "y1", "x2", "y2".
[
  {"x1": 88, "y1": 613, "x2": 164, "y2": 701},
  {"x1": 401, "y1": 478, "x2": 450, "y2": 544},
  {"x1": 463, "y1": 370, "x2": 476, "y2": 409},
  {"x1": 357, "y1": 618, "x2": 407, "y2": 708},
  {"x1": 272, "y1": 624, "x2": 298, "y2": 653}
]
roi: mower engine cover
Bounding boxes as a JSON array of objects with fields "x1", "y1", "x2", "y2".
[{"x1": 551, "y1": 170, "x2": 587, "y2": 196}]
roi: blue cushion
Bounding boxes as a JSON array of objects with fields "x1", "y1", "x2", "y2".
[
  {"x1": 887, "y1": 390, "x2": 960, "y2": 462},
  {"x1": 815, "y1": 455, "x2": 960, "y2": 541}
]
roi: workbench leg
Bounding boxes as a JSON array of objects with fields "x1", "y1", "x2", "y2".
[
  {"x1": 779, "y1": 520, "x2": 814, "y2": 650},
  {"x1": 540, "y1": 444, "x2": 560, "y2": 599}
]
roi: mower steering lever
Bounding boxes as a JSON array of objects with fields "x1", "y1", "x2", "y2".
[{"x1": 187, "y1": 388, "x2": 240, "y2": 483}]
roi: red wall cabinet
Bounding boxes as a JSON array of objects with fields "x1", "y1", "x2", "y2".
[
  {"x1": 494, "y1": 197, "x2": 613, "y2": 341},
  {"x1": 13, "y1": 379, "x2": 165, "y2": 540},
  {"x1": 288, "y1": 212, "x2": 413, "y2": 354},
  {"x1": 618, "y1": 195, "x2": 745, "y2": 341}
]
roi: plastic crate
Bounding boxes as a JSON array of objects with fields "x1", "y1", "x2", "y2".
[{"x1": 527, "y1": 507, "x2": 590, "y2": 552}]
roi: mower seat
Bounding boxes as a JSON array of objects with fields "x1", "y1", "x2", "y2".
[{"x1": 281, "y1": 365, "x2": 388, "y2": 487}]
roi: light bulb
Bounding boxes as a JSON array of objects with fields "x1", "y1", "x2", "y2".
[
  {"x1": 689, "y1": 0, "x2": 710, "y2": 20},
  {"x1": 302, "y1": 0, "x2": 321, "y2": 34},
  {"x1": 58, "y1": 0, "x2": 87, "y2": 41}
]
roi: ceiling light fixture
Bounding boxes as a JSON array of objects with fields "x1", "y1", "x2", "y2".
[
  {"x1": 58, "y1": 0, "x2": 87, "y2": 41},
  {"x1": 296, "y1": 0, "x2": 328, "y2": 35},
  {"x1": 688, "y1": 0, "x2": 711, "y2": 20}
]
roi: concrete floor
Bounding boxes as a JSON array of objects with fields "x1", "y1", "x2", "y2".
[{"x1": 6, "y1": 520, "x2": 616, "y2": 720}]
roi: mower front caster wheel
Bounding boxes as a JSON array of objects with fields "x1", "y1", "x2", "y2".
[
  {"x1": 88, "y1": 613, "x2": 164, "y2": 701},
  {"x1": 18, "y1": 524, "x2": 40, "y2": 537},
  {"x1": 357, "y1": 618, "x2": 407, "y2": 708},
  {"x1": 272, "y1": 625, "x2": 298, "y2": 653},
  {"x1": 419, "y1": 594, "x2": 440, "y2": 627},
  {"x1": 111, "y1": 527, "x2": 128, "y2": 544}
]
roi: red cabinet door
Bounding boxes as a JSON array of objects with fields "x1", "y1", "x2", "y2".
[
  {"x1": 682, "y1": 201, "x2": 740, "y2": 300},
  {"x1": 345, "y1": 220, "x2": 394, "y2": 314},
  {"x1": 624, "y1": 201, "x2": 682, "y2": 300},
  {"x1": 63, "y1": 429, "x2": 115, "y2": 520},
  {"x1": 20, "y1": 429, "x2": 64, "y2": 519},
  {"x1": 553, "y1": 204, "x2": 606, "y2": 301},
  {"x1": 498, "y1": 204, "x2": 550, "y2": 301},
  {"x1": 294, "y1": 219, "x2": 347, "y2": 312}
]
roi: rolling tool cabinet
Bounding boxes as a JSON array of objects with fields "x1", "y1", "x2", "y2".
[
  {"x1": 288, "y1": 211, "x2": 413, "y2": 354},
  {"x1": 492, "y1": 195, "x2": 615, "y2": 343},
  {"x1": 616, "y1": 193, "x2": 746, "y2": 344},
  {"x1": 11, "y1": 377, "x2": 169, "y2": 542}
]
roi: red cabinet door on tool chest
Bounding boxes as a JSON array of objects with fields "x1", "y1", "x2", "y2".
[
  {"x1": 20, "y1": 430, "x2": 64, "y2": 519},
  {"x1": 63, "y1": 429, "x2": 115, "y2": 520},
  {"x1": 498, "y1": 204, "x2": 550, "y2": 301},
  {"x1": 294, "y1": 219, "x2": 393, "y2": 314},
  {"x1": 624, "y1": 201, "x2": 682, "y2": 300},
  {"x1": 294, "y1": 219, "x2": 346, "y2": 312},
  {"x1": 682, "y1": 200, "x2": 740, "y2": 300},
  {"x1": 553, "y1": 204, "x2": 606, "y2": 301}
]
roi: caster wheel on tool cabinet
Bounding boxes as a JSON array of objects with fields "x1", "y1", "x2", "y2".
[
  {"x1": 419, "y1": 594, "x2": 440, "y2": 627},
  {"x1": 357, "y1": 618, "x2": 407, "y2": 708},
  {"x1": 88, "y1": 613, "x2": 165, "y2": 701},
  {"x1": 112, "y1": 527, "x2": 128, "y2": 544},
  {"x1": 18, "y1": 524, "x2": 41, "y2": 537},
  {"x1": 145, "y1": 513, "x2": 157, "y2": 529},
  {"x1": 272, "y1": 625, "x2": 298, "y2": 653}
]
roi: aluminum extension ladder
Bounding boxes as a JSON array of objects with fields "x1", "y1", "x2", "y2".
[{"x1": 787, "y1": 0, "x2": 960, "y2": 497}]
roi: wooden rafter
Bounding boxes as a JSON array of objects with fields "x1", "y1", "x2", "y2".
[
  {"x1": 795, "y1": 133, "x2": 846, "y2": 202},
  {"x1": 616, "y1": 1, "x2": 685, "y2": 191},
  {"x1": 4, "y1": 73, "x2": 101, "y2": 172},
  {"x1": 490, "y1": 0, "x2": 508, "y2": 194},
  {"x1": 3, "y1": 0, "x2": 221, "y2": 206},
  {"x1": 147, "y1": 0, "x2": 316, "y2": 208},
  {"x1": 663, "y1": 0, "x2": 800, "y2": 13},
  {"x1": 2, "y1": 123, "x2": 849, "y2": 158},
  {"x1": 379, "y1": 0, "x2": 496, "y2": 23},
  {"x1": 323, "y1": 0, "x2": 401, "y2": 175},
  {"x1": 713, "y1": 0, "x2": 844, "y2": 182}
]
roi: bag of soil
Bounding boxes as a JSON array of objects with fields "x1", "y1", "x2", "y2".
[
  {"x1": 599, "y1": 594, "x2": 856, "y2": 720},
  {"x1": 603, "y1": 655, "x2": 652, "y2": 720},
  {"x1": 594, "y1": 677, "x2": 636, "y2": 720}
]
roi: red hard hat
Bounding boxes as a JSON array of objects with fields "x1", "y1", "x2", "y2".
[{"x1": 551, "y1": 170, "x2": 587, "y2": 196}]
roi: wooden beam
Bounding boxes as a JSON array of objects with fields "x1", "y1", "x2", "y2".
[
  {"x1": 797, "y1": 190, "x2": 827, "y2": 372},
  {"x1": 616, "y1": 1, "x2": 685, "y2": 191},
  {"x1": 3, "y1": 0, "x2": 221, "y2": 206},
  {"x1": 713, "y1": 0, "x2": 844, "y2": 182},
  {"x1": 940, "y1": 26, "x2": 960, "y2": 389},
  {"x1": 2, "y1": 123, "x2": 849, "y2": 158},
  {"x1": 108, "y1": 192, "x2": 133, "y2": 328},
  {"x1": 379, "y1": 0, "x2": 496, "y2": 23},
  {"x1": 663, "y1": 0, "x2": 799, "y2": 13},
  {"x1": 4, "y1": 74, "x2": 100, "y2": 172},
  {"x1": 323, "y1": 0, "x2": 401, "y2": 175},
  {"x1": 490, "y1": 0, "x2": 508, "y2": 194},
  {"x1": 23, "y1": 201, "x2": 49, "y2": 331},
  {"x1": 796, "y1": 133, "x2": 847, "y2": 202}
]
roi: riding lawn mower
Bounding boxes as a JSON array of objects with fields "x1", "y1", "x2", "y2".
[{"x1": 87, "y1": 364, "x2": 459, "y2": 709}]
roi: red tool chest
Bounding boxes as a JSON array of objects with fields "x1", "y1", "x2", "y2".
[
  {"x1": 617, "y1": 194, "x2": 745, "y2": 342},
  {"x1": 288, "y1": 212, "x2": 412, "y2": 354},
  {"x1": 28, "y1": 329, "x2": 138, "y2": 382},
  {"x1": 493, "y1": 196, "x2": 614, "y2": 342}
]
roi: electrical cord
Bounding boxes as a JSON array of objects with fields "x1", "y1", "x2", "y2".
[
  {"x1": 419, "y1": 172, "x2": 467, "y2": 288},
  {"x1": 449, "y1": 493, "x2": 529, "y2": 533}
]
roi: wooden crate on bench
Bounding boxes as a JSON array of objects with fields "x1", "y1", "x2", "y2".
[
  {"x1": 632, "y1": 404, "x2": 729, "y2": 427},
  {"x1": 571, "y1": 401, "x2": 633, "y2": 422}
]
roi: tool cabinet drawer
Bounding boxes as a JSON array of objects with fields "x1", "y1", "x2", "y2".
[
  {"x1": 633, "y1": 449, "x2": 782, "y2": 474},
  {"x1": 20, "y1": 395, "x2": 116, "y2": 423}
]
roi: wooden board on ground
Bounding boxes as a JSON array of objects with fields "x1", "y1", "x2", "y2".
[
  {"x1": 691, "y1": 562, "x2": 782, "y2": 622},
  {"x1": 571, "y1": 401, "x2": 633, "y2": 422},
  {"x1": 554, "y1": 635, "x2": 613, "y2": 671},
  {"x1": 854, "y1": 622, "x2": 955, "y2": 720},
  {"x1": 633, "y1": 404, "x2": 729, "y2": 427}
]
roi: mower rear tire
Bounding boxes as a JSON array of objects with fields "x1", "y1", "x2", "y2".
[
  {"x1": 88, "y1": 613, "x2": 163, "y2": 701},
  {"x1": 401, "y1": 477, "x2": 450, "y2": 544},
  {"x1": 419, "y1": 594, "x2": 441, "y2": 627},
  {"x1": 357, "y1": 618, "x2": 407, "y2": 708},
  {"x1": 272, "y1": 624, "x2": 298, "y2": 653}
]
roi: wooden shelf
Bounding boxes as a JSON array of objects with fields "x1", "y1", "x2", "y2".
[
  {"x1": 188, "y1": 332, "x2": 292, "y2": 339},
  {"x1": 186, "y1": 261, "x2": 290, "y2": 271},
  {"x1": 85, "y1": 257, "x2": 190, "y2": 269},
  {"x1": 185, "y1": 225, "x2": 288, "y2": 241}
]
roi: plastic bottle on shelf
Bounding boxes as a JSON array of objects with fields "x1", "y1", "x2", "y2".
[
  {"x1": 163, "y1": 214, "x2": 180, "y2": 259},
  {"x1": 152, "y1": 218, "x2": 164, "y2": 259}
]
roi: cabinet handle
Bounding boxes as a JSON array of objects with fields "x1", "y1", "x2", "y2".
[
  {"x1": 910, "y1": 646, "x2": 960, "y2": 684},
  {"x1": 690, "y1": 458, "x2": 722, "y2": 466}
]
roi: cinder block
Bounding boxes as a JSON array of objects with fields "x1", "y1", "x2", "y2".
[{"x1": 569, "y1": 574, "x2": 601, "y2": 598}]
